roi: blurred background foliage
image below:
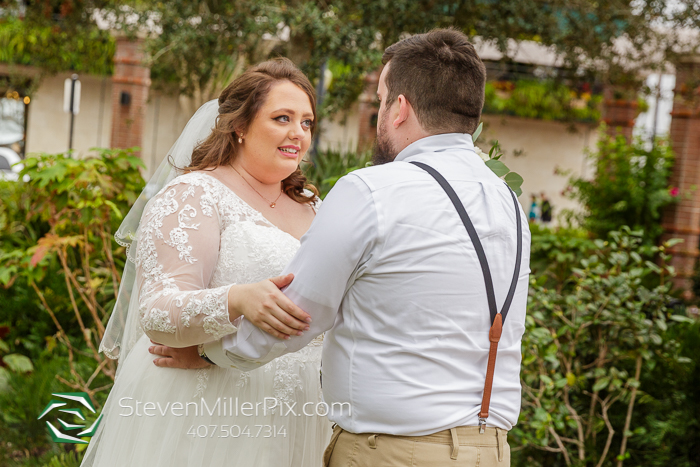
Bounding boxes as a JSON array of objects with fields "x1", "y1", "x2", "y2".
[
  {"x1": 302, "y1": 150, "x2": 372, "y2": 198},
  {"x1": 0, "y1": 15, "x2": 114, "y2": 76},
  {"x1": 565, "y1": 129, "x2": 677, "y2": 244},
  {"x1": 484, "y1": 80, "x2": 604, "y2": 123},
  {"x1": 1, "y1": 0, "x2": 698, "y2": 119}
]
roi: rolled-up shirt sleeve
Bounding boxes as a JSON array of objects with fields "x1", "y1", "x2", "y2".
[{"x1": 203, "y1": 174, "x2": 378, "y2": 369}]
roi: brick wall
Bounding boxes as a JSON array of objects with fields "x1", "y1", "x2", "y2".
[
  {"x1": 661, "y1": 57, "x2": 700, "y2": 295},
  {"x1": 110, "y1": 37, "x2": 150, "y2": 156}
]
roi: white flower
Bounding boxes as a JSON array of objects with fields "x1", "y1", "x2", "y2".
[{"x1": 474, "y1": 146, "x2": 490, "y2": 162}]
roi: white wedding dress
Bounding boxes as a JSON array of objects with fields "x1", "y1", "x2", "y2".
[{"x1": 82, "y1": 172, "x2": 331, "y2": 467}]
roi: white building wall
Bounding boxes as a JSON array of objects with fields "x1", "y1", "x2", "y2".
[
  {"x1": 24, "y1": 72, "x2": 194, "y2": 177},
  {"x1": 317, "y1": 103, "x2": 361, "y2": 154},
  {"x1": 479, "y1": 115, "x2": 597, "y2": 219},
  {"x1": 26, "y1": 73, "x2": 112, "y2": 155}
]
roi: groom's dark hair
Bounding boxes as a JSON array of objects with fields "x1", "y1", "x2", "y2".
[{"x1": 382, "y1": 28, "x2": 486, "y2": 135}]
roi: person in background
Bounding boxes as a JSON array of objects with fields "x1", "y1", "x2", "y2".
[
  {"x1": 540, "y1": 192, "x2": 552, "y2": 224},
  {"x1": 528, "y1": 193, "x2": 539, "y2": 223}
]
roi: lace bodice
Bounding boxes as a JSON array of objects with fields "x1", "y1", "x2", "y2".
[{"x1": 134, "y1": 171, "x2": 313, "y2": 348}]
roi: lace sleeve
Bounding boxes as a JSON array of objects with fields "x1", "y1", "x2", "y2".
[{"x1": 134, "y1": 179, "x2": 236, "y2": 348}]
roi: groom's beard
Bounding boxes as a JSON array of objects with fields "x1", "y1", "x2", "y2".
[{"x1": 372, "y1": 112, "x2": 398, "y2": 166}]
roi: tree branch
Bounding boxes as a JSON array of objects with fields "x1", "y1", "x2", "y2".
[
  {"x1": 616, "y1": 355, "x2": 643, "y2": 467},
  {"x1": 595, "y1": 395, "x2": 617, "y2": 467}
]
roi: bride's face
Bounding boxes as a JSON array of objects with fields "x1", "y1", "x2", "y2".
[{"x1": 237, "y1": 80, "x2": 314, "y2": 184}]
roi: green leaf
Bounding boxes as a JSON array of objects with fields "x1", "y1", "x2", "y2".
[
  {"x1": 644, "y1": 261, "x2": 662, "y2": 274},
  {"x1": 3, "y1": 354, "x2": 33, "y2": 374},
  {"x1": 654, "y1": 318, "x2": 667, "y2": 331},
  {"x1": 472, "y1": 122, "x2": 483, "y2": 143},
  {"x1": 104, "y1": 200, "x2": 124, "y2": 219},
  {"x1": 485, "y1": 159, "x2": 510, "y2": 177},
  {"x1": 0, "y1": 266, "x2": 16, "y2": 285},
  {"x1": 592, "y1": 376, "x2": 610, "y2": 392},
  {"x1": 0, "y1": 367, "x2": 9, "y2": 392},
  {"x1": 664, "y1": 238, "x2": 683, "y2": 248},
  {"x1": 504, "y1": 172, "x2": 524, "y2": 195},
  {"x1": 669, "y1": 315, "x2": 695, "y2": 324}
]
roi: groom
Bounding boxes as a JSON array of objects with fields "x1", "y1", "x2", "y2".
[{"x1": 155, "y1": 28, "x2": 530, "y2": 466}]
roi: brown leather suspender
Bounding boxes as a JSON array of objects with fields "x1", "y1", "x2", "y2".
[
  {"x1": 410, "y1": 161, "x2": 523, "y2": 434},
  {"x1": 479, "y1": 313, "x2": 503, "y2": 430}
]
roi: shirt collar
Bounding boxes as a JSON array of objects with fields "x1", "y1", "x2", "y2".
[{"x1": 394, "y1": 133, "x2": 475, "y2": 162}]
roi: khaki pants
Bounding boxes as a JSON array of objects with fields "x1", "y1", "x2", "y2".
[{"x1": 323, "y1": 424, "x2": 510, "y2": 467}]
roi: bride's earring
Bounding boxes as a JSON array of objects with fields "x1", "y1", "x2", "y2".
[{"x1": 238, "y1": 134, "x2": 243, "y2": 144}]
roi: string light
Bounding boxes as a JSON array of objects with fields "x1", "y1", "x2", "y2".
[{"x1": 23, "y1": 96, "x2": 30, "y2": 104}]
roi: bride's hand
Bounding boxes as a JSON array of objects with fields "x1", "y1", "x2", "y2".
[
  {"x1": 149, "y1": 342, "x2": 208, "y2": 369},
  {"x1": 229, "y1": 273, "x2": 312, "y2": 340}
]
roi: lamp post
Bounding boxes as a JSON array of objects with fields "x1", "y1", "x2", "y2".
[{"x1": 63, "y1": 74, "x2": 81, "y2": 154}]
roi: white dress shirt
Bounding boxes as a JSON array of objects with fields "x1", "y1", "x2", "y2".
[{"x1": 204, "y1": 133, "x2": 531, "y2": 436}]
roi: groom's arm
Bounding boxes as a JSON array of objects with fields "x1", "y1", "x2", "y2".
[{"x1": 202, "y1": 173, "x2": 378, "y2": 370}]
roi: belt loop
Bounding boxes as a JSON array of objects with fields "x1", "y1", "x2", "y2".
[
  {"x1": 496, "y1": 428, "x2": 504, "y2": 462},
  {"x1": 450, "y1": 428, "x2": 459, "y2": 460},
  {"x1": 368, "y1": 434, "x2": 378, "y2": 449}
]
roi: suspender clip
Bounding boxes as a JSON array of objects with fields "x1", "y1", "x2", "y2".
[{"x1": 479, "y1": 417, "x2": 487, "y2": 434}]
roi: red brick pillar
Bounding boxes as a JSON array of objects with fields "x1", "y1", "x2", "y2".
[
  {"x1": 110, "y1": 36, "x2": 150, "y2": 155},
  {"x1": 661, "y1": 56, "x2": 700, "y2": 295},
  {"x1": 357, "y1": 69, "x2": 380, "y2": 152},
  {"x1": 601, "y1": 85, "x2": 639, "y2": 140}
]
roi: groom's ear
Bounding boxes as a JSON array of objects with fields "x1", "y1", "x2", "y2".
[{"x1": 392, "y1": 94, "x2": 411, "y2": 129}]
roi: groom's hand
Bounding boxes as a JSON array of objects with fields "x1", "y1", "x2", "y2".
[
  {"x1": 149, "y1": 341, "x2": 209, "y2": 369},
  {"x1": 229, "y1": 273, "x2": 312, "y2": 340}
]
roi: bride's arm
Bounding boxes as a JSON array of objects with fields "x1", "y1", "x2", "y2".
[{"x1": 136, "y1": 180, "x2": 309, "y2": 348}]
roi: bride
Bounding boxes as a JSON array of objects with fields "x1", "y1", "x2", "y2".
[{"x1": 81, "y1": 58, "x2": 332, "y2": 466}]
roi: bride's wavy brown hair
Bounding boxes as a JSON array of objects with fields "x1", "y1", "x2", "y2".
[{"x1": 183, "y1": 57, "x2": 318, "y2": 204}]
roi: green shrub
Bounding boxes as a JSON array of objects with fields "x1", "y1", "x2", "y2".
[
  {"x1": 627, "y1": 320, "x2": 700, "y2": 466},
  {"x1": 529, "y1": 223, "x2": 597, "y2": 290},
  {"x1": 515, "y1": 226, "x2": 695, "y2": 466},
  {"x1": 302, "y1": 149, "x2": 372, "y2": 198},
  {"x1": 42, "y1": 451, "x2": 84, "y2": 467},
  {"x1": 567, "y1": 131, "x2": 676, "y2": 243},
  {"x1": 0, "y1": 354, "x2": 63, "y2": 459},
  {"x1": 0, "y1": 340, "x2": 108, "y2": 465},
  {"x1": 0, "y1": 178, "x2": 61, "y2": 361},
  {"x1": 0, "y1": 148, "x2": 145, "y2": 400},
  {"x1": 1, "y1": 446, "x2": 83, "y2": 467}
]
